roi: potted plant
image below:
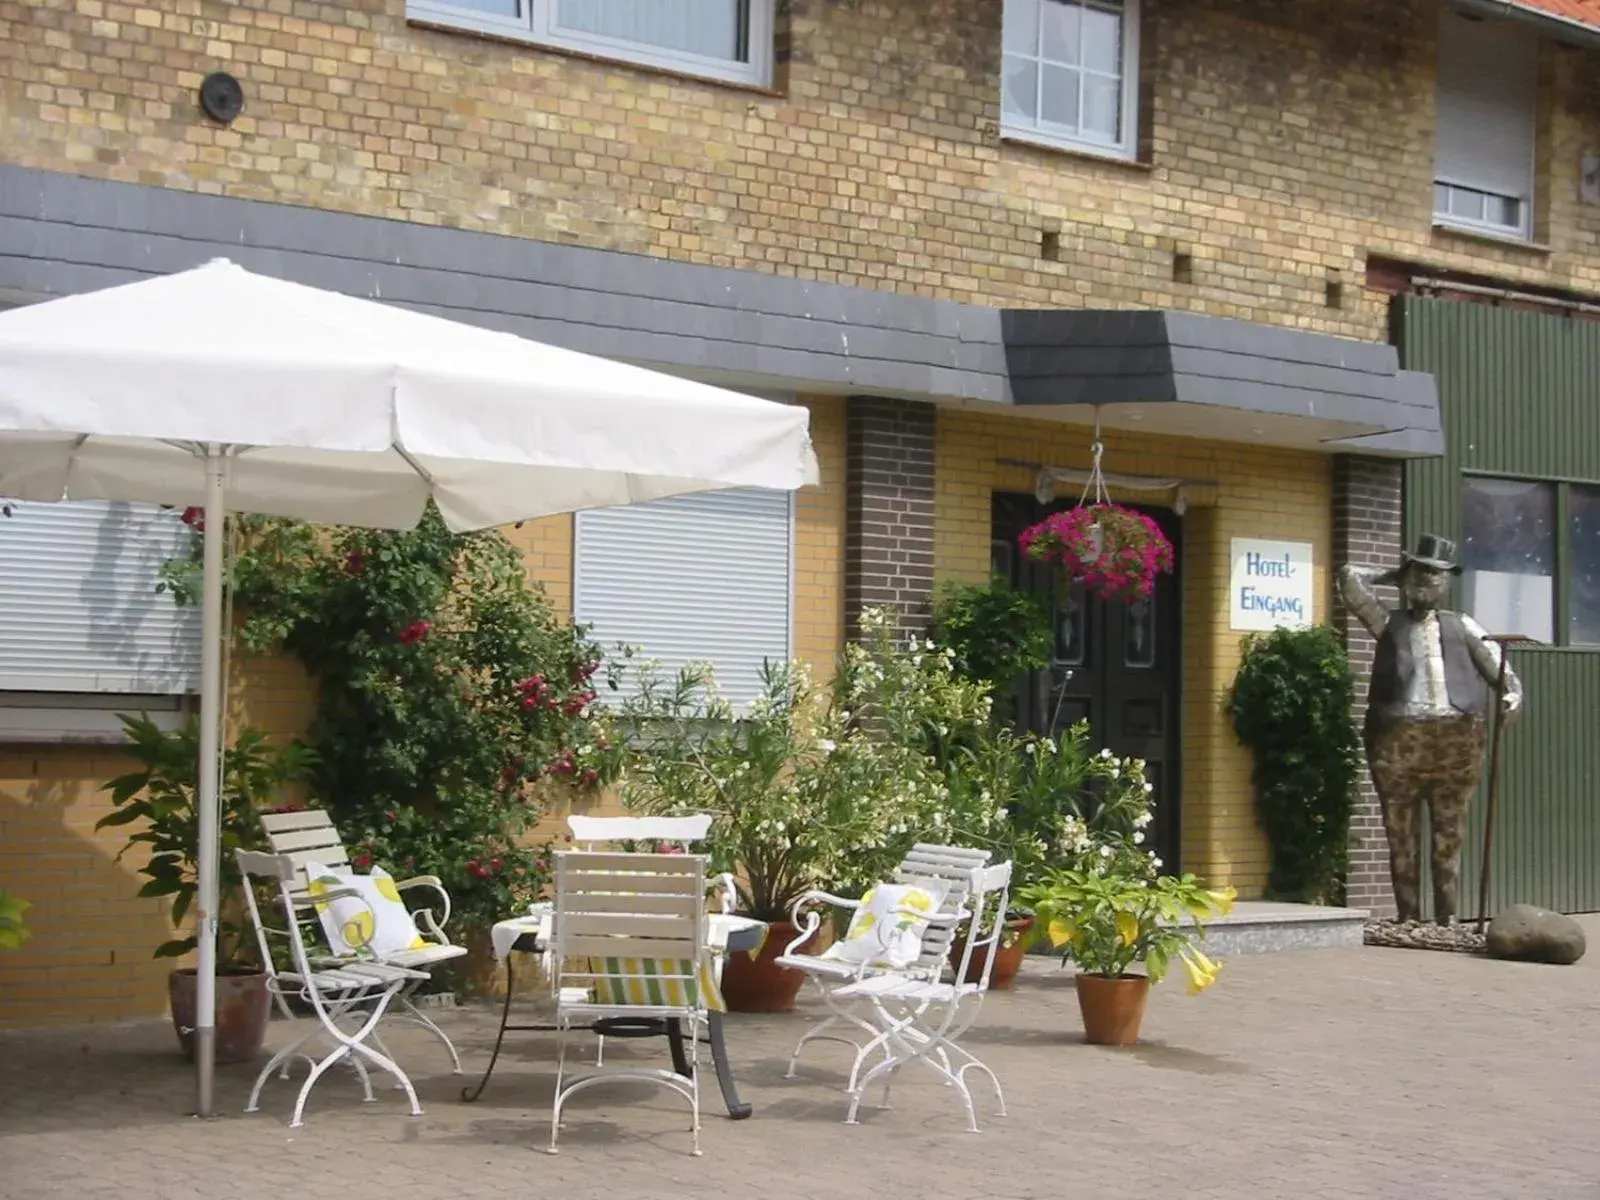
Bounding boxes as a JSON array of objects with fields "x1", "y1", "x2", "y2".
[
  {"x1": 620, "y1": 607, "x2": 999, "y2": 1012},
  {"x1": 1021, "y1": 859, "x2": 1236, "y2": 1045},
  {"x1": 1019, "y1": 503, "x2": 1174, "y2": 606},
  {"x1": 97, "y1": 713, "x2": 317, "y2": 1063},
  {"x1": 944, "y1": 722, "x2": 1158, "y2": 989},
  {"x1": 0, "y1": 889, "x2": 31, "y2": 950}
]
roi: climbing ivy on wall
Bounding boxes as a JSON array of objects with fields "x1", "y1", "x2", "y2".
[{"x1": 1224, "y1": 625, "x2": 1362, "y2": 905}]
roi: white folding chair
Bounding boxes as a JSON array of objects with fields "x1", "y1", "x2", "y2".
[
  {"x1": 260, "y1": 808, "x2": 467, "y2": 1072},
  {"x1": 778, "y1": 842, "x2": 992, "y2": 1090},
  {"x1": 546, "y1": 849, "x2": 711, "y2": 1157},
  {"x1": 565, "y1": 813, "x2": 732, "y2": 1068},
  {"x1": 835, "y1": 859, "x2": 1014, "y2": 1133},
  {"x1": 236, "y1": 849, "x2": 429, "y2": 1128}
]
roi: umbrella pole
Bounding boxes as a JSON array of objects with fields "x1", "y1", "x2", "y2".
[{"x1": 194, "y1": 447, "x2": 227, "y2": 1118}]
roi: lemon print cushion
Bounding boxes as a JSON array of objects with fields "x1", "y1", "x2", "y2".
[
  {"x1": 822, "y1": 879, "x2": 951, "y2": 969},
  {"x1": 303, "y1": 859, "x2": 428, "y2": 959}
]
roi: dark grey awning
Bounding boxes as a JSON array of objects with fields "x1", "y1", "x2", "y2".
[{"x1": 0, "y1": 163, "x2": 1441, "y2": 458}]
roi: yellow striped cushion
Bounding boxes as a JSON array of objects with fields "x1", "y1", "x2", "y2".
[{"x1": 586, "y1": 956, "x2": 726, "y2": 1013}]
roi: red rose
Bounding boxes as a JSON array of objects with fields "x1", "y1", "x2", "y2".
[
  {"x1": 398, "y1": 619, "x2": 431, "y2": 645},
  {"x1": 580, "y1": 768, "x2": 599, "y2": 786},
  {"x1": 489, "y1": 857, "x2": 502, "y2": 872},
  {"x1": 180, "y1": 506, "x2": 205, "y2": 532},
  {"x1": 521, "y1": 695, "x2": 536, "y2": 710},
  {"x1": 353, "y1": 852, "x2": 372, "y2": 868},
  {"x1": 344, "y1": 550, "x2": 366, "y2": 575}
]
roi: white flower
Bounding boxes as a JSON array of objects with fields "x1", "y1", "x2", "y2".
[
  {"x1": 1133, "y1": 831, "x2": 1145, "y2": 844},
  {"x1": 1023, "y1": 742, "x2": 1036, "y2": 755},
  {"x1": 818, "y1": 739, "x2": 837, "y2": 754},
  {"x1": 1151, "y1": 856, "x2": 1163, "y2": 869},
  {"x1": 1099, "y1": 748, "x2": 1114, "y2": 759},
  {"x1": 1099, "y1": 844, "x2": 1114, "y2": 859},
  {"x1": 1143, "y1": 781, "x2": 1154, "y2": 794},
  {"x1": 1133, "y1": 812, "x2": 1152, "y2": 829}
]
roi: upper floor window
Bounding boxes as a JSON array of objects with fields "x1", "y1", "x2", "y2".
[
  {"x1": 408, "y1": 0, "x2": 774, "y2": 89},
  {"x1": 1000, "y1": 0, "x2": 1140, "y2": 161},
  {"x1": 1433, "y1": 12, "x2": 1538, "y2": 241}
]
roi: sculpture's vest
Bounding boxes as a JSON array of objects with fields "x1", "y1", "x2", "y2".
[{"x1": 1367, "y1": 609, "x2": 1489, "y2": 727}]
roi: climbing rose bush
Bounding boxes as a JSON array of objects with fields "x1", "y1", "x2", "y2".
[
  {"x1": 1020, "y1": 503, "x2": 1174, "y2": 605},
  {"x1": 163, "y1": 504, "x2": 625, "y2": 942}
]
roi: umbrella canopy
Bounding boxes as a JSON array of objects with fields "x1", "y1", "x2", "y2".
[
  {"x1": 0, "y1": 259, "x2": 817, "y2": 1117},
  {"x1": 0, "y1": 258, "x2": 817, "y2": 530}
]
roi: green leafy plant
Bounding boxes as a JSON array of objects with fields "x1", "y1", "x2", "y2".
[
  {"x1": 619, "y1": 607, "x2": 1000, "y2": 922},
  {"x1": 944, "y1": 720, "x2": 1157, "y2": 899},
  {"x1": 1021, "y1": 866, "x2": 1236, "y2": 992},
  {"x1": 96, "y1": 714, "x2": 317, "y2": 970},
  {"x1": 1224, "y1": 625, "x2": 1361, "y2": 905},
  {"x1": 163, "y1": 505, "x2": 624, "y2": 941},
  {"x1": 0, "y1": 889, "x2": 32, "y2": 950},
  {"x1": 928, "y1": 578, "x2": 1052, "y2": 712}
]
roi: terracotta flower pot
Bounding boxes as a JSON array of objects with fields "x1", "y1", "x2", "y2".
[
  {"x1": 719, "y1": 919, "x2": 826, "y2": 1014},
  {"x1": 1074, "y1": 971, "x2": 1150, "y2": 1046},
  {"x1": 168, "y1": 968, "x2": 271, "y2": 1064},
  {"x1": 949, "y1": 916, "x2": 1034, "y2": 990}
]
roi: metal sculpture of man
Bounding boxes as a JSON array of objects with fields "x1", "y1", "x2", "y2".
[{"x1": 1338, "y1": 535, "x2": 1523, "y2": 925}]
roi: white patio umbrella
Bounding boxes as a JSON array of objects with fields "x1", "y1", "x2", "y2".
[{"x1": 0, "y1": 258, "x2": 817, "y2": 1116}]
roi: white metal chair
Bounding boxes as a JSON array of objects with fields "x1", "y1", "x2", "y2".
[
  {"x1": 566, "y1": 813, "x2": 733, "y2": 1068},
  {"x1": 546, "y1": 849, "x2": 711, "y2": 1156},
  {"x1": 236, "y1": 849, "x2": 429, "y2": 1129},
  {"x1": 778, "y1": 842, "x2": 992, "y2": 1090},
  {"x1": 260, "y1": 807, "x2": 467, "y2": 1072},
  {"x1": 835, "y1": 859, "x2": 1014, "y2": 1133}
]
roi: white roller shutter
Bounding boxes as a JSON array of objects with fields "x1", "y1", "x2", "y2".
[
  {"x1": 574, "y1": 487, "x2": 793, "y2": 710},
  {"x1": 0, "y1": 499, "x2": 202, "y2": 694},
  {"x1": 1434, "y1": 12, "x2": 1537, "y2": 201}
]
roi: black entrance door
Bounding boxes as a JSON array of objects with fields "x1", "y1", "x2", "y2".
[{"x1": 991, "y1": 492, "x2": 1183, "y2": 872}]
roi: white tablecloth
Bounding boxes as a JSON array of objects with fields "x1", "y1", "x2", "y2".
[{"x1": 491, "y1": 906, "x2": 765, "y2": 963}]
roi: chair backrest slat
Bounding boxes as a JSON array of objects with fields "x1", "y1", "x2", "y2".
[
  {"x1": 260, "y1": 809, "x2": 348, "y2": 890},
  {"x1": 890, "y1": 842, "x2": 992, "y2": 971},
  {"x1": 552, "y1": 850, "x2": 709, "y2": 1011},
  {"x1": 947, "y1": 859, "x2": 1015, "y2": 994},
  {"x1": 568, "y1": 814, "x2": 713, "y2": 847}
]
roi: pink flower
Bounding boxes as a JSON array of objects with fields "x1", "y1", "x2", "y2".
[{"x1": 399, "y1": 619, "x2": 431, "y2": 645}]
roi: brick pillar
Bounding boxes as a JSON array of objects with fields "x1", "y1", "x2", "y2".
[
  {"x1": 845, "y1": 396, "x2": 936, "y2": 638},
  {"x1": 1331, "y1": 456, "x2": 1404, "y2": 917}
]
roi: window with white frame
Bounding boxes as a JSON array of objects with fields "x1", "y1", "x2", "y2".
[
  {"x1": 1000, "y1": 0, "x2": 1140, "y2": 160},
  {"x1": 574, "y1": 486, "x2": 793, "y2": 710},
  {"x1": 0, "y1": 499, "x2": 200, "y2": 741},
  {"x1": 407, "y1": 0, "x2": 774, "y2": 88},
  {"x1": 1433, "y1": 11, "x2": 1538, "y2": 240}
]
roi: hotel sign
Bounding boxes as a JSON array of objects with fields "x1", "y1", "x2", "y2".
[{"x1": 1229, "y1": 538, "x2": 1314, "y2": 632}]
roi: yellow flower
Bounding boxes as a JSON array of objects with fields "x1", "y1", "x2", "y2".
[
  {"x1": 1115, "y1": 910, "x2": 1139, "y2": 948},
  {"x1": 1205, "y1": 886, "x2": 1238, "y2": 917},
  {"x1": 1047, "y1": 916, "x2": 1079, "y2": 948},
  {"x1": 1179, "y1": 946, "x2": 1221, "y2": 995}
]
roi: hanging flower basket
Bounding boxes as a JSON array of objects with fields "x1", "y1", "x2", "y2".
[{"x1": 1019, "y1": 503, "x2": 1175, "y2": 606}]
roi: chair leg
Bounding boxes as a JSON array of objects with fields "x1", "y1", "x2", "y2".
[
  {"x1": 400, "y1": 992, "x2": 463, "y2": 1074},
  {"x1": 687, "y1": 1014, "x2": 703, "y2": 1158},
  {"x1": 547, "y1": 1022, "x2": 570, "y2": 1155}
]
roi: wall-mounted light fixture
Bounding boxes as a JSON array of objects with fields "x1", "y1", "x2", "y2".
[{"x1": 198, "y1": 72, "x2": 244, "y2": 125}]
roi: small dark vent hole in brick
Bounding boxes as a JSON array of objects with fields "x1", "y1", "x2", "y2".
[
  {"x1": 1325, "y1": 278, "x2": 1345, "y2": 309},
  {"x1": 1172, "y1": 252, "x2": 1193, "y2": 284},
  {"x1": 1041, "y1": 230, "x2": 1062, "y2": 262}
]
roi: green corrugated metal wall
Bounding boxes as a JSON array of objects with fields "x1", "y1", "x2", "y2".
[{"x1": 1395, "y1": 296, "x2": 1600, "y2": 918}]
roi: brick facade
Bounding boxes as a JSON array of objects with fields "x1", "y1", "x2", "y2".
[
  {"x1": 1, "y1": 0, "x2": 1596, "y2": 339},
  {"x1": 1331, "y1": 456, "x2": 1407, "y2": 917},
  {"x1": 844, "y1": 397, "x2": 936, "y2": 637}
]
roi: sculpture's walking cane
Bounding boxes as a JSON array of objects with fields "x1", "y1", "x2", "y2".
[{"x1": 1476, "y1": 634, "x2": 1534, "y2": 934}]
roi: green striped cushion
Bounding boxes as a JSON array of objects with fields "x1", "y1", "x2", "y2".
[{"x1": 585, "y1": 956, "x2": 725, "y2": 1012}]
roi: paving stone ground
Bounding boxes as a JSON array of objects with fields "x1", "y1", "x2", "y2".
[{"x1": 2, "y1": 933, "x2": 1597, "y2": 1200}]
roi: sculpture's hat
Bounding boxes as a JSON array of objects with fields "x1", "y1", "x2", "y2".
[{"x1": 1376, "y1": 533, "x2": 1461, "y2": 585}]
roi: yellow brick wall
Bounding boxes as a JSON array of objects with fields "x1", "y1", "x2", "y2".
[
  {"x1": 935, "y1": 408, "x2": 1333, "y2": 895},
  {"x1": 2, "y1": 0, "x2": 1597, "y2": 333},
  {"x1": 0, "y1": 397, "x2": 844, "y2": 1027}
]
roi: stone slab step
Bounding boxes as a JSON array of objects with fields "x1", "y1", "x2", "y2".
[{"x1": 1024, "y1": 900, "x2": 1369, "y2": 962}]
